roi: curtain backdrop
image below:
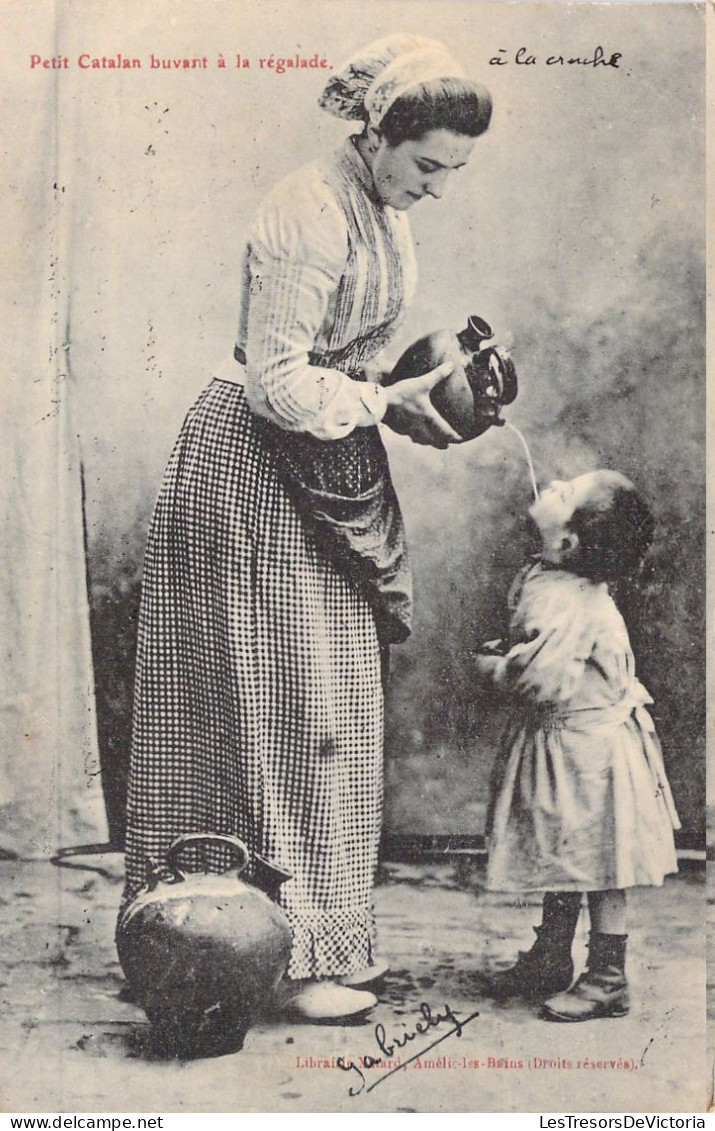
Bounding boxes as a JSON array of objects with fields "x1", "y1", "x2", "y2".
[{"x1": 1, "y1": 4, "x2": 108, "y2": 856}]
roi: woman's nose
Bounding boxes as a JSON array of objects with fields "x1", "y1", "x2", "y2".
[{"x1": 424, "y1": 170, "x2": 450, "y2": 198}]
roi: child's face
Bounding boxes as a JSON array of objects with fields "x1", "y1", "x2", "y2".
[{"x1": 529, "y1": 471, "x2": 604, "y2": 564}]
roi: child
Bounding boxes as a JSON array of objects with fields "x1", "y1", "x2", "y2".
[{"x1": 476, "y1": 470, "x2": 680, "y2": 1022}]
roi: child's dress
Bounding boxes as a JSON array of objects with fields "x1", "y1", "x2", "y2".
[{"x1": 486, "y1": 561, "x2": 680, "y2": 892}]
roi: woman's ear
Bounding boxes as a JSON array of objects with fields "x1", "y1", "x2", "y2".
[{"x1": 365, "y1": 124, "x2": 383, "y2": 153}]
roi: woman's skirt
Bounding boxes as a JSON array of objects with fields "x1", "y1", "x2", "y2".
[{"x1": 124, "y1": 379, "x2": 384, "y2": 979}]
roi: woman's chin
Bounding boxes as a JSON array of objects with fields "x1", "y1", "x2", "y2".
[{"x1": 391, "y1": 192, "x2": 422, "y2": 210}]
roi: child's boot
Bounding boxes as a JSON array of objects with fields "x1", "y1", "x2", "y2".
[
  {"x1": 541, "y1": 932, "x2": 629, "y2": 1022},
  {"x1": 486, "y1": 892, "x2": 581, "y2": 1000}
]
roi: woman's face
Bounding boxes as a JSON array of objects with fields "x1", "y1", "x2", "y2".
[{"x1": 369, "y1": 128, "x2": 476, "y2": 210}]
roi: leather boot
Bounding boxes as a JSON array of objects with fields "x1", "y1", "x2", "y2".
[
  {"x1": 541, "y1": 932, "x2": 629, "y2": 1022},
  {"x1": 486, "y1": 892, "x2": 581, "y2": 1001}
]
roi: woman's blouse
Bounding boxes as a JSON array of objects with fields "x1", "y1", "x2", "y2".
[{"x1": 230, "y1": 136, "x2": 418, "y2": 440}]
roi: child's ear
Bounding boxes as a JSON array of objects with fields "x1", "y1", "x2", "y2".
[{"x1": 560, "y1": 531, "x2": 579, "y2": 556}]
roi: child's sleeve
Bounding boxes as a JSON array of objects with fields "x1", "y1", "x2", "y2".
[{"x1": 492, "y1": 600, "x2": 596, "y2": 705}]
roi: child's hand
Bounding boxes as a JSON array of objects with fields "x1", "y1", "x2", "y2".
[
  {"x1": 470, "y1": 640, "x2": 505, "y2": 676},
  {"x1": 479, "y1": 638, "x2": 507, "y2": 656},
  {"x1": 473, "y1": 653, "x2": 501, "y2": 677},
  {"x1": 471, "y1": 640, "x2": 507, "y2": 679}
]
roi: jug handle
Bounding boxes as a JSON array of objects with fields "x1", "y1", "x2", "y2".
[{"x1": 164, "y1": 832, "x2": 251, "y2": 882}]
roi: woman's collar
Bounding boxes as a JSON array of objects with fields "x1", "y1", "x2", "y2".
[{"x1": 339, "y1": 134, "x2": 382, "y2": 204}]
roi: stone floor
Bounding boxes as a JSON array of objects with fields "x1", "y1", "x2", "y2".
[{"x1": 0, "y1": 854, "x2": 709, "y2": 1114}]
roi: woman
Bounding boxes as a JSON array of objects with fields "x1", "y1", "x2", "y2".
[{"x1": 122, "y1": 34, "x2": 493, "y2": 1021}]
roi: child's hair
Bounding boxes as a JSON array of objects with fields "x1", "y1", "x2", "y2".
[{"x1": 566, "y1": 471, "x2": 655, "y2": 583}]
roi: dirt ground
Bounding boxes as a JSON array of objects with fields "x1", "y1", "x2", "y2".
[{"x1": 0, "y1": 855, "x2": 708, "y2": 1115}]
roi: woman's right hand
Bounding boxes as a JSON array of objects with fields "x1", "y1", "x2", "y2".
[{"x1": 382, "y1": 362, "x2": 462, "y2": 449}]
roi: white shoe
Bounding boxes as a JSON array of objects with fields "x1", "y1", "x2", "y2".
[
  {"x1": 284, "y1": 981, "x2": 377, "y2": 1021},
  {"x1": 339, "y1": 960, "x2": 390, "y2": 989}
]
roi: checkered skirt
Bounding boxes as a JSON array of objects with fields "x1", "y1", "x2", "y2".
[{"x1": 124, "y1": 379, "x2": 384, "y2": 979}]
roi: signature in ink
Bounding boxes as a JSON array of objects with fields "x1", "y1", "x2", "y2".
[{"x1": 337, "y1": 1000, "x2": 480, "y2": 1096}]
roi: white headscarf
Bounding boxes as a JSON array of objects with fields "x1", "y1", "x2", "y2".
[{"x1": 318, "y1": 34, "x2": 467, "y2": 128}]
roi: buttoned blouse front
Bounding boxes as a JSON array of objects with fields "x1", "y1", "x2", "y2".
[{"x1": 233, "y1": 136, "x2": 418, "y2": 440}]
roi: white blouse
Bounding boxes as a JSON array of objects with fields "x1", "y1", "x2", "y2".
[{"x1": 228, "y1": 137, "x2": 418, "y2": 440}]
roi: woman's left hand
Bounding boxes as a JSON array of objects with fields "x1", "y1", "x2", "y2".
[{"x1": 382, "y1": 362, "x2": 464, "y2": 448}]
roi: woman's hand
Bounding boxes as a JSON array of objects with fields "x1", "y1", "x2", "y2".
[{"x1": 382, "y1": 362, "x2": 462, "y2": 448}]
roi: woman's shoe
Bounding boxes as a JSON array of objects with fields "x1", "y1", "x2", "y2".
[
  {"x1": 339, "y1": 960, "x2": 390, "y2": 990},
  {"x1": 282, "y1": 981, "x2": 378, "y2": 1022}
]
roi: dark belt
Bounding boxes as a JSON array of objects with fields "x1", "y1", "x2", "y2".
[{"x1": 233, "y1": 343, "x2": 368, "y2": 382}]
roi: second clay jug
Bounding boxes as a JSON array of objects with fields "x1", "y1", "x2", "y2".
[{"x1": 116, "y1": 833, "x2": 292, "y2": 1059}]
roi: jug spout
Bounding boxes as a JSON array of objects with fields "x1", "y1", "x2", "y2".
[{"x1": 252, "y1": 854, "x2": 292, "y2": 901}]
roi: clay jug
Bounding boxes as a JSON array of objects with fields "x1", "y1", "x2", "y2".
[
  {"x1": 384, "y1": 315, "x2": 517, "y2": 441},
  {"x1": 116, "y1": 833, "x2": 292, "y2": 1058}
]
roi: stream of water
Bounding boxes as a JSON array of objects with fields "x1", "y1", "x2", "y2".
[{"x1": 502, "y1": 420, "x2": 540, "y2": 501}]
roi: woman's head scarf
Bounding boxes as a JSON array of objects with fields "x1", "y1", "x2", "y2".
[{"x1": 318, "y1": 34, "x2": 466, "y2": 128}]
